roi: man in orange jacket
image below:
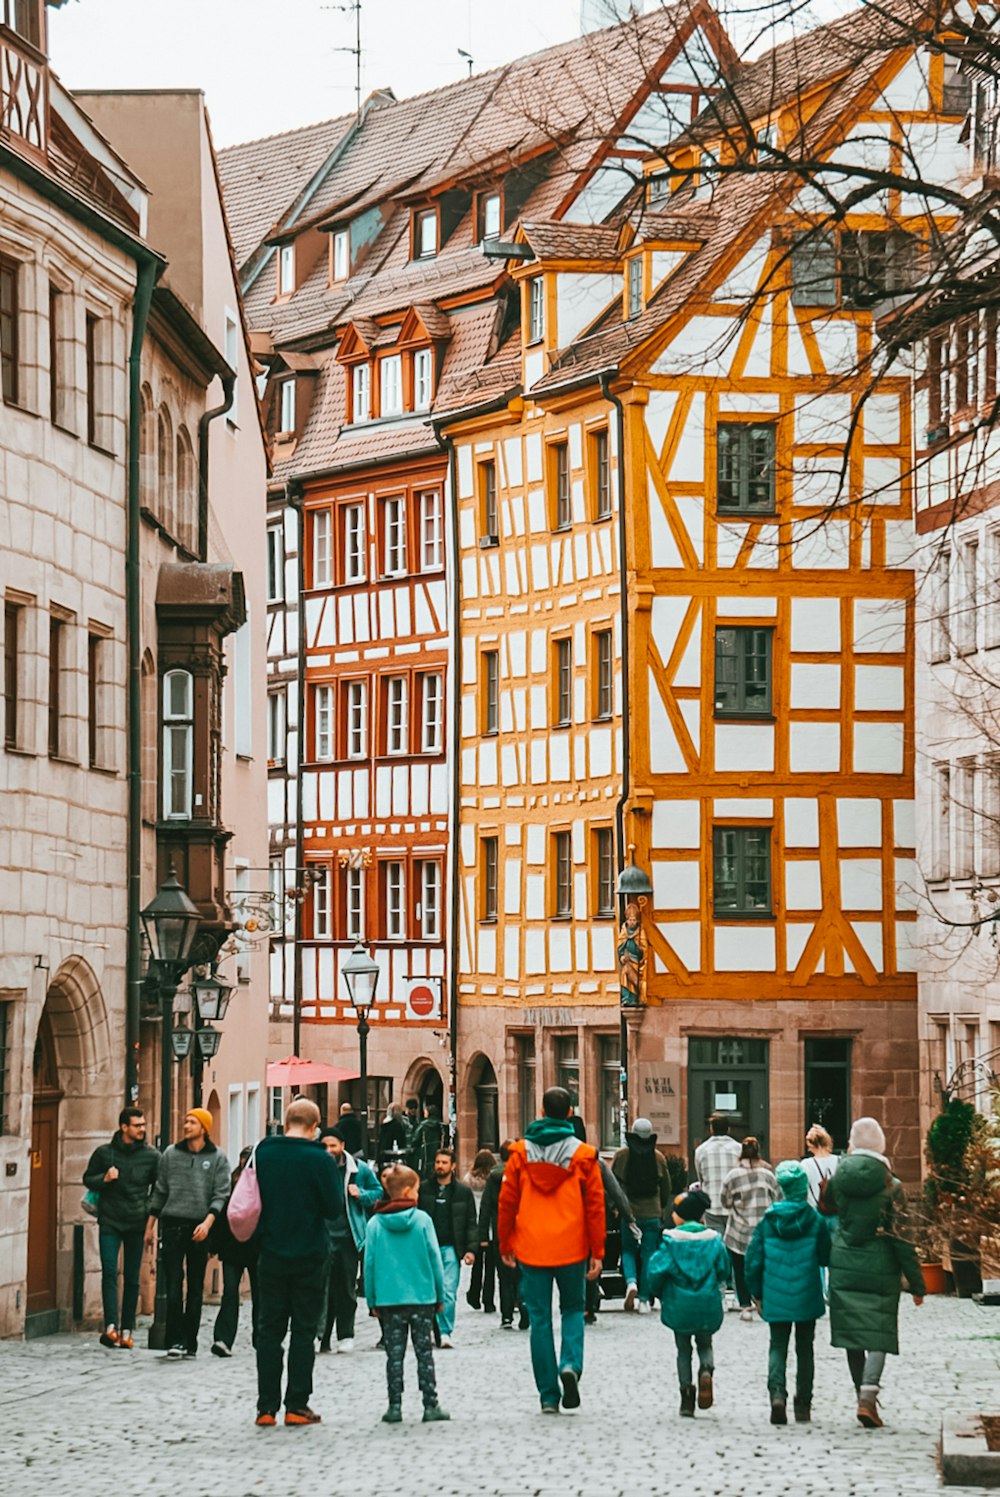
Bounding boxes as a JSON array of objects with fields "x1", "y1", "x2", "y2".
[{"x1": 498, "y1": 1086, "x2": 605, "y2": 1414}]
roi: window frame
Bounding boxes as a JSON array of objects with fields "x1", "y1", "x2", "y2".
[
  {"x1": 713, "y1": 625, "x2": 774, "y2": 718},
  {"x1": 352, "y1": 363, "x2": 371, "y2": 423},
  {"x1": 162, "y1": 667, "x2": 194, "y2": 820},
  {"x1": 381, "y1": 494, "x2": 407, "y2": 576},
  {"x1": 313, "y1": 865, "x2": 331, "y2": 939},
  {"x1": 314, "y1": 683, "x2": 334, "y2": 762},
  {"x1": 345, "y1": 863, "x2": 365, "y2": 941},
  {"x1": 413, "y1": 208, "x2": 438, "y2": 260},
  {"x1": 266, "y1": 525, "x2": 285, "y2": 603},
  {"x1": 482, "y1": 836, "x2": 499, "y2": 922},
  {"x1": 419, "y1": 489, "x2": 443, "y2": 571},
  {"x1": 344, "y1": 678, "x2": 368, "y2": 760},
  {"x1": 712, "y1": 825, "x2": 773, "y2": 917},
  {"x1": 0, "y1": 254, "x2": 19, "y2": 407},
  {"x1": 626, "y1": 255, "x2": 643, "y2": 319},
  {"x1": 479, "y1": 459, "x2": 498, "y2": 543},
  {"x1": 278, "y1": 376, "x2": 296, "y2": 435},
  {"x1": 594, "y1": 628, "x2": 613, "y2": 721},
  {"x1": 478, "y1": 190, "x2": 503, "y2": 242},
  {"x1": 590, "y1": 426, "x2": 611, "y2": 519},
  {"x1": 413, "y1": 347, "x2": 433, "y2": 411},
  {"x1": 527, "y1": 276, "x2": 544, "y2": 344},
  {"x1": 419, "y1": 671, "x2": 443, "y2": 753},
  {"x1": 483, "y1": 649, "x2": 499, "y2": 736},
  {"x1": 48, "y1": 614, "x2": 65, "y2": 760},
  {"x1": 418, "y1": 859, "x2": 441, "y2": 939},
  {"x1": 385, "y1": 674, "x2": 409, "y2": 756},
  {"x1": 553, "y1": 636, "x2": 572, "y2": 727},
  {"x1": 278, "y1": 243, "x2": 295, "y2": 297},
  {"x1": 716, "y1": 422, "x2": 777, "y2": 516},
  {"x1": 379, "y1": 353, "x2": 403, "y2": 417},
  {"x1": 595, "y1": 826, "x2": 615, "y2": 916},
  {"x1": 343, "y1": 502, "x2": 367, "y2": 583},
  {"x1": 550, "y1": 440, "x2": 571, "y2": 531},
  {"x1": 332, "y1": 229, "x2": 350, "y2": 283},
  {"x1": 385, "y1": 860, "x2": 406, "y2": 940},
  {"x1": 312, "y1": 508, "x2": 333, "y2": 587},
  {"x1": 553, "y1": 830, "x2": 573, "y2": 918},
  {"x1": 267, "y1": 686, "x2": 287, "y2": 766}
]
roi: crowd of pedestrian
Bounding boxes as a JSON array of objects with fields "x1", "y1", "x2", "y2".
[{"x1": 82, "y1": 1093, "x2": 925, "y2": 1433}]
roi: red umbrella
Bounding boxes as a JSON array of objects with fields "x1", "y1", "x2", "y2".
[{"x1": 266, "y1": 1055, "x2": 360, "y2": 1087}]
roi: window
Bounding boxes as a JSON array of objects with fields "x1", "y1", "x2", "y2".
[
  {"x1": 382, "y1": 495, "x2": 406, "y2": 574},
  {"x1": 0, "y1": 1000, "x2": 10, "y2": 1135},
  {"x1": 352, "y1": 364, "x2": 370, "y2": 422},
  {"x1": 267, "y1": 688, "x2": 286, "y2": 765},
  {"x1": 332, "y1": 229, "x2": 350, "y2": 282},
  {"x1": 483, "y1": 650, "x2": 499, "y2": 735},
  {"x1": 345, "y1": 680, "x2": 367, "y2": 759},
  {"x1": 554, "y1": 637, "x2": 572, "y2": 726},
  {"x1": 482, "y1": 836, "x2": 499, "y2": 920},
  {"x1": 928, "y1": 332, "x2": 952, "y2": 437},
  {"x1": 278, "y1": 378, "x2": 296, "y2": 434},
  {"x1": 599, "y1": 1034, "x2": 621, "y2": 1149},
  {"x1": 385, "y1": 861, "x2": 405, "y2": 939},
  {"x1": 313, "y1": 509, "x2": 332, "y2": 587},
  {"x1": 314, "y1": 684, "x2": 334, "y2": 761},
  {"x1": 942, "y1": 54, "x2": 973, "y2": 114},
  {"x1": 840, "y1": 229, "x2": 919, "y2": 308},
  {"x1": 979, "y1": 756, "x2": 1000, "y2": 878},
  {"x1": 266, "y1": 526, "x2": 284, "y2": 603},
  {"x1": 627, "y1": 256, "x2": 643, "y2": 318},
  {"x1": 346, "y1": 865, "x2": 364, "y2": 939},
  {"x1": 4, "y1": 599, "x2": 21, "y2": 750},
  {"x1": 386, "y1": 676, "x2": 408, "y2": 755},
  {"x1": 340, "y1": 502, "x2": 365, "y2": 583},
  {"x1": 554, "y1": 831, "x2": 573, "y2": 917},
  {"x1": 418, "y1": 859, "x2": 441, "y2": 938},
  {"x1": 87, "y1": 630, "x2": 109, "y2": 770},
  {"x1": 162, "y1": 669, "x2": 194, "y2": 819},
  {"x1": 957, "y1": 538, "x2": 979, "y2": 656},
  {"x1": 414, "y1": 348, "x2": 432, "y2": 410},
  {"x1": 517, "y1": 1034, "x2": 536, "y2": 1135},
  {"x1": 552, "y1": 442, "x2": 571, "y2": 530},
  {"x1": 313, "y1": 866, "x2": 331, "y2": 938},
  {"x1": 157, "y1": 405, "x2": 175, "y2": 535},
  {"x1": 380, "y1": 354, "x2": 402, "y2": 417},
  {"x1": 591, "y1": 428, "x2": 611, "y2": 519},
  {"x1": 224, "y1": 310, "x2": 239, "y2": 425},
  {"x1": 479, "y1": 191, "x2": 502, "y2": 241},
  {"x1": 594, "y1": 629, "x2": 613, "y2": 720},
  {"x1": 414, "y1": 209, "x2": 437, "y2": 259},
  {"x1": 5, "y1": 0, "x2": 42, "y2": 47},
  {"x1": 803, "y1": 1038, "x2": 851, "y2": 1153},
  {"x1": 278, "y1": 243, "x2": 295, "y2": 296},
  {"x1": 714, "y1": 626, "x2": 773, "y2": 716},
  {"x1": 988, "y1": 530, "x2": 1000, "y2": 649},
  {"x1": 717, "y1": 423, "x2": 776, "y2": 514},
  {"x1": 48, "y1": 615, "x2": 65, "y2": 759},
  {"x1": 479, "y1": 460, "x2": 498, "y2": 542},
  {"x1": 49, "y1": 282, "x2": 64, "y2": 426},
  {"x1": 790, "y1": 231, "x2": 837, "y2": 308},
  {"x1": 419, "y1": 490, "x2": 442, "y2": 570},
  {"x1": 930, "y1": 545, "x2": 951, "y2": 663},
  {"x1": 954, "y1": 759, "x2": 976, "y2": 880},
  {"x1": 420, "y1": 671, "x2": 442, "y2": 753},
  {"x1": 932, "y1": 762, "x2": 951, "y2": 880},
  {"x1": 0, "y1": 255, "x2": 18, "y2": 405},
  {"x1": 528, "y1": 276, "x2": 544, "y2": 342},
  {"x1": 85, "y1": 312, "x2": 99, "y2": 446},
  {"x1": 555, "y1": 1035, "x2": 580, "y2": 1109},
  {"x1": 595, "y1": 827, "x2": 615, "y2": 916},
  {"x1": 955, "y1": 315, "x2": 980, "y2": 412},
  {"x1": 713, "y1": 826, "x2": 772, "y2": 914}
]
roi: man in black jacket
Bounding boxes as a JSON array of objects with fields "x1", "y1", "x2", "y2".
[
  {"x1": 83, "y1": 1107, "x2": 160, "y2": 1349},
  {"x1": 478, "y1": 1140, "x2": 527, "y2": 1330},
  {"x1": 418, "y1": 1148, "x2": 477, "y2": 1347}
]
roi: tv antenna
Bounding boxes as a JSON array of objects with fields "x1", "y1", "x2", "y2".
[
  {"x1": 323, "y1": 1, "x2": 363, "y2": 119},
  {"x1": 458, "y1": 48, "x2": 473, "y2": 77}
]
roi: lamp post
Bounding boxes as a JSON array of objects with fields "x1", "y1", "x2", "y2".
[
  {"x1": 188, "y1": 968, "x2": 233, "y2": 1106},
  {"x1": 615, "y1": 850, "x2": 653, "y2": 1148},
  {"x1": 342, "y1": 940, "x2": 380, "y2": 1158},
  {"x1": 140, "y1": 868, "x2": 201, "y2": 1350}
]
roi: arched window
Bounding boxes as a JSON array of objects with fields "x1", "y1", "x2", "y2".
[
  {"x1": 157, "y1": 405, "x2": 174, "y2": 537},
  {"x1": 140, "y1": 649, "x2": 157, "y2": 822},
  {"x1": 162, "y1": 668, "x2": 193, "y2": 819},
  {"x1": 176, "y1": 426, "x2": 196, "y2": 553},
  {"x1": 139, "y1": 385, "x2": 155, "y2": 509}
]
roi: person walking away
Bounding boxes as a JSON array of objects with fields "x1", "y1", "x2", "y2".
[
  {"x1": 149, "y1": 1107, "x2": 230, "y2": 1359},
  {"x1": 647, "y1": 1189, "x2": 730, "y2": 1418},
  {"x1": 317, "y1": 1125, "x2": 381, "y2": 1353},
  {"x1": 253, "y1": 1097, "x2": 344, "y2": 1428},
  {"x1": 210, "y1": 1146, "x2": 260, "y2": 1357},
  {"x1": 821, "y1": 1117, "x2": 924, "y2": 1429},
  {"x1": 412, "y1": 1104, "x2": 445, "y2": 1181},
  {"x1": 720, "y1": 1137, "x2": 779, "y2": 1320},
  {"x1": 802, "y1": 1124, "x2": 838, "y2": 1208},
  {"x1": 498, "y1": 1086, "x2": 605, "y2": 1414},
  {"x1": 745, "y1": 1160, "x2": 831, "y2": 1424},
  {"x1": 587, "y1": 1158, "x2": 639, "y2": 1324},
  {"x1": 83, "y1": 1106, "x2": 160, "y2": 1349},
  {"x1": 365, "y1": 1165, "x2": 450, "y2": 1423},
  {"x1": 479, "y1": 1141, "x2": 528, "y2": 1329},
  {"x1": 378, "y1": 1102, "x2": 411, "y2": 1172},
  {"x1": 418, "y1": 1149, "x2": 478, "y2": 1346},
  {"x1": 568, "y1": 1106, "x2": 587, "y2": 1143},
  {"x1": 693, "y1": 1113, "x2": 741, "y2": 1260},
  {"x1": 611, "y1": 1117, "x2": 671, "y2": 1312},
  {"x1": 335, "y1": 1102, "x2": 363, "y2": 1157},
  {"x1": 464, "y1": 1148, "x2": 497, "y2": 1311}
]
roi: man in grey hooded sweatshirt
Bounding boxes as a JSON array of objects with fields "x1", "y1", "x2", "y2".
[{"x1": 150, "y1": 1108, "x2": 231, "y2": 1358}]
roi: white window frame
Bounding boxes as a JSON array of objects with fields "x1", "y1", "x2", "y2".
[
  {"x1": 346, "y1": 865, "x2": 364, "y2": 940},
  {"x1": 345, "y1": 503, "x2": 366, "y2": 582},
  {"x1": 246, "y1": 1084, "x2": 261, "y2": 1146},
  {"x1": 314, "y1": 684, "x2": 334, "y2": 761},
  {"x1": 279, "y1": 244, "x2": 295, "y2": 295},
  {"x1": 228, "y1": 1085, "x2": 245, "y2": 1160},
  {"x1": 386, "y1": 861, "x2": 405, "y2": 939},
  {"x1": 419, "y1": 489, "x2": 442, "y2": 571},
  {"x1": 384, "y1": 495, "x2": 406, "y2": 575},
  {"x1": 414, "y1": 348, "x2": 432, "y2": 410},
  {"x1": 313, "y1": 865, "x2": 331, "y2": 938},
  {"x1": 162, "y1": 668, "x2": 194, "y2": 820},
  {"x1": 267, "y1": 687, "x2": 286, "y2": 764},
  {"x1": 266, "y1": 524, "x2": 284, "y2": 603},
  {"x1": 482, "y1": 192, "x2": 501, "y2": 241},
  {"x1": 332, "y1": 229, "x2": 350, "y2": 282},
  {"x1": 420, "y1": 860, "x2": 441, "y2": 940},
  {"x1": 421, "y1": 672, "x2": 442, "y2": 753},
  {"x1": 279, "y1": 377, "x2": 296, "y2": 434},
  {"x1": 415, "y1": 209, "x2": 437, "y2": 259},
  {"x1": 386, "y1": 676, "x2": 408, "y2": 755},
  {"x1": 380, "y1": 354, "x2": 402, "y2": 417},
  {"x1": 346, "y1": 680, "x2": 367, "y2": 759},
  {"x1": 528, "y1": 277, "x2": 544, "y2": 343},
  {"x1": 313, "y1": 509, "x2": 332, "y2": 587},
  {"x1": 224, "y1": 309, "x2": 239, "y2": 426},
  {"x1": 352, "y1": 364, "x2": 370, "y2": 423}
]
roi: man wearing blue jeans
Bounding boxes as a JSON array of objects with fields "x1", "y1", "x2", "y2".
[
  {"x1": 418, "y1": 1149, "x2": 478, "y2": 1347},
  {"x1": 498, "y1": 1087, "x2": 605, "y2": 1413},
  {"x1": 83, "y1": 1107, "x2": 160, "y2": 1349}
]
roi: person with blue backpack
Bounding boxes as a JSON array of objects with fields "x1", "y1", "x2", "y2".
[
  {"x1": 647, "y1": 1188, "x2": 731, "y2": 1418},
  {"x1": 745, "y1": 1158, "x2": 831, "y2": 1425}
]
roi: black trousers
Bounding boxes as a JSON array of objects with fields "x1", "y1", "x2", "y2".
[
  {"x1": 256, "y1": 1253, "x2": 326, "y2": 1415},
  {"x1": 162, "y1": 1219, "x2": 209, "y2": 1354},
  {"x1": 469, "y1": 1243, "x2": 497, "y2": 1310},
  {"x1": 214, "y1": 1258, "x2": 259, "y2": 1350},
  {"x1": 321, "y1": 1238, "x2": 360, "y2": 1344},
  {"x1": 498, "y1": 1250, "x2": 521, "y2": 1323}
]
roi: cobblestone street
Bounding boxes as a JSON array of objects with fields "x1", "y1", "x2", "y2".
[{"x1": 1, "y1": 1292, "x2": 999, "y2": 1497}]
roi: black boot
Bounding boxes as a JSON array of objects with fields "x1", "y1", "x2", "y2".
[
  {"x1": 679, "y1": 1385, "x2": 696, "y2": 1418},
  {"x1": 770, "y1": 1397, "x2": 788, "y2": 1425},
  {"x1": 793, "y1": 1400, "x2": 811, "y2": 1423}
]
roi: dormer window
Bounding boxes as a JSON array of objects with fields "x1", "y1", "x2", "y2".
[
  {"x1": 278, "y1": 243, "x2": 295, "y2": 297},
  {"x1": 627, "y1": 257, "x2": 643, "y2": 320},
  {"x1": 278, "y1": 378, "x2": 296, "y2": 435},
  {"x1": 332, "y1": 230, "x2": 350, "y2": 283},
  {"x1": 414, "y1": 348, "x2": 433, "y2": 411},
  {"x1": 478, "y1": 191, "x2": 502, "y2": 242},
  {"x1": 528, "y1": 277, "x2": 544, "y2": 343},
  {"x1": 414, "y1": 209, "x2": 438, "y2": 260},
  {"x1": 352, "y1": 365, "x2": 370, "y2": 423},
  {"x1": 647, "y1": 171, "x2": 670, "y2": 204},
  {"x1": 380, "y1": 354, "x2": 402, "y2": 417}
]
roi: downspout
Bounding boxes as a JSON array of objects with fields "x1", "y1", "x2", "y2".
[
  {"x1": 125, "y1": 255, "x2": 159, "y2": 1103},
  {"x1": 600, "y1": 372, "x2": 631, "y2": 1147},
  {"x1": 197, "y1": 373, "x2": 236, "y2": 562},
  {"x1": 288, "y1": 483, "x2": 306, "y2": 1059},
  {"x1": 443, "y1": 432, "x2": 461, "y2": 1153}
]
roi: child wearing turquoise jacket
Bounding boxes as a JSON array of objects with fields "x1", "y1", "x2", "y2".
[
  {"x1": 647, "y1": 1188, "x2": 731, "y2": 1419},
  {"x1": 363, "y1": 1164, "x2": 449, "y2": 1425}
]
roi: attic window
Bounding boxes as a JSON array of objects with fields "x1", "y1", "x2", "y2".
[
  {"x1": 352, "y1": 365, "x2": 370, "y2": 423},
  {"x1": 414, "y1": 209, "x2": 438, "y2": 260},
  {"x1": 279, "y1": 378, "x2": 296, "y2": 435},
  {"x1": 279, "y1": 244, "x2": 295, "y2": 297},
  {"x1": 627, "y1": 258, "x2": 643, "y2": 320},
  {"x1": 528, "y1": 277, "x2": 544, "y2": 343},
  {"x1": 647, "y1": 171, "x2": 670, "y2": 204},
  {"x1": 332, "y1": 230, "x2": 350, "y2": 283},
  {"x1": 479, "y1": 192, "x2": 502, "y2": 242},
  {"x1": 380, "y1": 354, "x2": 402, "y2": 417},
  {"x1": 414, "y1": 348, "x2": 433, "y2": 411}
]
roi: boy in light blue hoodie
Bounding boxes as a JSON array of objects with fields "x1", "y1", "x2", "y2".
[
  {"x1": 364, "y1": 1164, "x2": 450, "y2": 1424},
  {"x1": 647, "y1": 1188, "x2": 731, "y2": 1418}
]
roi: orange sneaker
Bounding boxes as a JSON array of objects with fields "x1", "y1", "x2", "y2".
[
  {"x1": 284, "y1": 1407, "x2": 321, "y2": 1426},
  {"x1": 99, "y1": 1328, "x2": 120, "y2": 1349},
  {"x1": 255, "y1": 1412, "x2": 277, "y2": 1427},
  {"x1": 118, "y1": 1332, "x2": 134, "y2": 1350}
]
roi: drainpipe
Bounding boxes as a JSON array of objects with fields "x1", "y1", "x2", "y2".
[
  {"x1": 197, "y1": 374, "x2": 236, "y2": 562},
  {"x1": 443, "y1": 433, "x2": 461, "y2": 1153},
  {"x1": 288, "y1": 483, "x2": 306, "y2": 1059},
  {"x1": 125, "y1": 256, "x2": 159, "y2": 1104},
  {"x1": 600, "y1": 372, "x2": 631, "y2": 1147}
]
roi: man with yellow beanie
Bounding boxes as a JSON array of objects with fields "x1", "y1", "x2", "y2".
[{"x1": 150, "y1": 1108, "x2": 231, "y2": 1358}]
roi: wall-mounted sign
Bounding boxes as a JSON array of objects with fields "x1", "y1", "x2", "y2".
[
  {"x1": 405, "y1": 976, "x2": 442, "y2": 1021},
  {"x1": 636, "y1": 1062, "x2": 680, "y2": 1144}
]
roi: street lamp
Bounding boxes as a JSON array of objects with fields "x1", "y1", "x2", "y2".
[
  {"x1": 196, "y1": 1024, "x2": 222, "y2": 1060},
  {"x1": 187, "y1": 968, "x2": 234, "y2": 1105},
  {"x1": 615, "y1": 849, "x2": 653, "y2": 1147},
  {"x1": 342, "y1": 940, "x2": 380, "y2": 1158}
]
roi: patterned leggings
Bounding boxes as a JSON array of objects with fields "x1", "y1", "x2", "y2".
[{"x1": 383, "y1": 1307, "x2": 439, "y2": 1409}]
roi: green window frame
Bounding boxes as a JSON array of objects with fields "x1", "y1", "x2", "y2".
[
  {"x1": 716, "y1": 423, "x2": 776, "y2": 514},
  {"x1": 713, "y1": 826, "x2": 772, "y2": 915},
  {"x1": 714, "y1": 626, "x2": 773, "y2": 717}
]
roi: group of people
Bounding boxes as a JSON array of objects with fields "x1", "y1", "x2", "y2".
[{"x1": 83, "y1": 1091, "x2": 925, "y2": 1431}]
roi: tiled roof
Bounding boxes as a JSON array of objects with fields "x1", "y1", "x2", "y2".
[{"x1": 520, "y1": 221, "x2": 623, "y2": 263}]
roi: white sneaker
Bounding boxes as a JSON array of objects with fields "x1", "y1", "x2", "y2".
[
  {"x1": 439, "y1": 1335, "x2": 453, "y2": 1349},
  {"x1": 623, "y1": 1284, "x2": 638, "y2": 1312},
  {"x1": 637, "y1": 1300, "x2": 651, "y2": 1315},
  {"x1": 740, "y1": 1308, "x2": 754, "y2": 1323},
  {"x1": 336, "y1": 1338, "x2": 355, "y2": 1353}
]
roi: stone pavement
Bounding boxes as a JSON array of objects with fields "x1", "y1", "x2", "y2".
[{"x1": 1, "y1": 1291, "x2": 999, "y2": 1497}]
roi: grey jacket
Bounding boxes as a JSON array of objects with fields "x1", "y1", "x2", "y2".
[{"x1": 150, "y1": 1139, "x2": 231, "y2": 1222}]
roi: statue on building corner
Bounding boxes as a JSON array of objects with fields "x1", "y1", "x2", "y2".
[{"x1": 617, "y1": 900, "x2": 647, "y2": 1007}]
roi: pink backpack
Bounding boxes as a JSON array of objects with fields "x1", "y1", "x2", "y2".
[{"x1": 227, "y1": 1145, "x2": 261, "y2": 1242}]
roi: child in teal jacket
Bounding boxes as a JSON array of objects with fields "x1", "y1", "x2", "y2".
[
  {"x1": 647, "y1": 1188, "x2": 730, "y2": 1418},
  {"x1": 745, "y1": 1159, "x2": 830, "y2": 1424},
  {"x1": 363, "y1": 1164, "x2": 449, "y2": 1424}
]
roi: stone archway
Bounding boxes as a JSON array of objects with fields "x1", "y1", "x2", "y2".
[{"x1": 464, "y1": 1053, "x2": 500, "y2": 1153}]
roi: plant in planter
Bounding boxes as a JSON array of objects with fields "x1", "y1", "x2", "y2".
[{"x1": 925, "y1": 1098, "x2": 1000, "y2": 1297}]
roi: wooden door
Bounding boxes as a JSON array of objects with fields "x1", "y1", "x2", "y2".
[{"x1": 27, "y1": 1097, "x2": 59, "y2": 1313}]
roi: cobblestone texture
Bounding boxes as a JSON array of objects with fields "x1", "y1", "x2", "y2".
[{"x1": 1, "y1": 1292, "x2": 999, "y2": 1496}]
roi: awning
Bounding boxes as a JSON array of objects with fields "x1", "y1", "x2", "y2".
[{"x1": 266, "y1": 1055, "x2": 360, "y2": 1087}]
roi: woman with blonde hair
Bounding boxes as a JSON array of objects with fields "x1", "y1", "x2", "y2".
[
  {"x1": 720, "y1": 1136, "x2": 779, "y2": 1321},
  {"x1": 802, "y1": 1124, "x2": 838, "y2": 1210}
]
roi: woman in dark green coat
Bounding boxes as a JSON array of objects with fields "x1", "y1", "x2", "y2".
[{"x1": 822, "y1": 1117, "x2": 925, "y2": 1430}]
